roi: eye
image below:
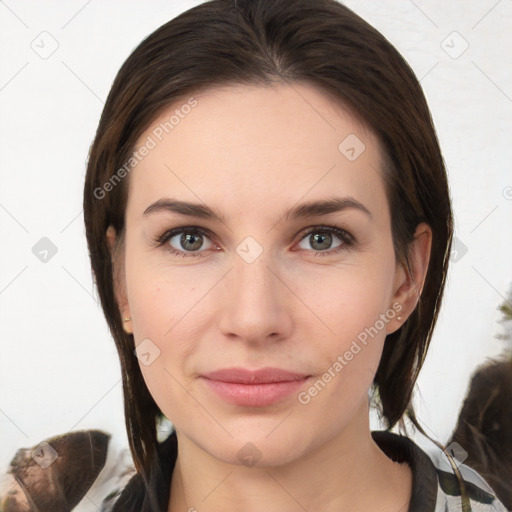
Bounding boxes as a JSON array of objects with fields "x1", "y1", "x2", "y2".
[
  {"x1": 155, "y1": 227, "x2": 216, "y2": 258},
  {"x1": 154, "y1": 224, "x2": 355, "y2": 259},
  {"x1": 296, "y1": 226, "x2": 354, "y2": 255}
]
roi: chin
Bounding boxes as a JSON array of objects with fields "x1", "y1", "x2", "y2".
[
  {"x1": 177, "y1": 414, "x2": 321, "y2": 469},
  {"x1": 220, "y1": 435, "x2": 309, "y2": 469}
]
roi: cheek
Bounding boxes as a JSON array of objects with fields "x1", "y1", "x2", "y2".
[
  {"x1": 128, "y1": 275, "x2": 201, "y2": 368},
  {"x1": 128, "y1": 275, "x2": 200, "y2": 425},
  {"x1": 125, "y1": 248, "x2": 206, "y2": 347},
  {"x1": 123, "y1": 252, "x2": 202, "y2": 402},
  {"x1": 293, "y1": 270, "x2": 395, "y2": 417},
  {"x1": 294, "y1": 257, "x2": 395, "y2": 339},
  {"x1": 293, "y1": 255, "x2": 396, "y2": 384}
]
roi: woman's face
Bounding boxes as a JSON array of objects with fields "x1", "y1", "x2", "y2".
[{"x1": 110, "y1": 82, "x2": 422, "y2": 466}]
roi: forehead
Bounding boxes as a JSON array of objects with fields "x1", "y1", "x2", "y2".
[{"x1": 127, "y1": 82, "x2": 389, "y2": 223}]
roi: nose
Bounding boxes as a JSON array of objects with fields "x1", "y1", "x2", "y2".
[{"x1": 217, "y1": 249, "x2": 293, "y2": 345}]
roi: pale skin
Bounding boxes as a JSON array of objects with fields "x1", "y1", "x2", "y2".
[{"x1": 107, "y1": 82, "x2": 432, "y2": 511}]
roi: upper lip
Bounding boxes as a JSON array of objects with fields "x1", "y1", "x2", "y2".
[{"x1": 201, "y1": 367, "x2": 310, "y2": 384}]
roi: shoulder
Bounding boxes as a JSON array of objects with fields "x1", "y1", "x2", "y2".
[
  {"x1": 371, "y1": 430, "x2": 508, "y2": 512},
  {"x1": 428, "y1": 447, "x2": 509, "y2": 512}
]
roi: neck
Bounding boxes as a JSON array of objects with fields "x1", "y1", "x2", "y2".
[{"x1": 168, "y1": 402, "x2": 412, "y2": 512}]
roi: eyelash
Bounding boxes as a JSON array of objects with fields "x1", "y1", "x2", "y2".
[{"x1": 152, "y1": 225, "x2": 356, "y2": 259}]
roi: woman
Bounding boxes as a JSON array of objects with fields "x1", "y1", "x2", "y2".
[{"x1": 83, "y1": 0, "x2": 508, "y2": 510}]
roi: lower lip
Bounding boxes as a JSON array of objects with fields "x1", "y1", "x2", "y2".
[{"x1": 201, "y1": 377, "x2": 309, "y2": 407}]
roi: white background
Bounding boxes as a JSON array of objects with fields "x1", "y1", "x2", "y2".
[{"x1": 1, "y1": 0, "x2": 511, "y2": 481}]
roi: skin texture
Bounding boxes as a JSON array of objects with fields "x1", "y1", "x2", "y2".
[{"x1": 107, "y1": 82, "x2": 432, "y2": 512}]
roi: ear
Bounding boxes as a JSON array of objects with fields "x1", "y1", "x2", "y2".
[
  {"x1": 387, "y1": 222, "x2": 432, "y2": 334},
  {"x1": 106, "y1": 225, "x2": 132, "y2": 334}
]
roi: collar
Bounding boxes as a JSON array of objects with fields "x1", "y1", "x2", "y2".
[{"x1": 371, "y1": 430, "x2": 439, "y2": 512}]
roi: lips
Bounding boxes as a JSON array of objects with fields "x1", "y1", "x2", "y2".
[{"x1": 200, "y1": 367, "x2": 310, "y2": 407}]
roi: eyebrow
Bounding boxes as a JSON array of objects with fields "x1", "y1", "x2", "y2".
[{"x1": 143, "y1": 196, "x2": 372, "y2": 222}]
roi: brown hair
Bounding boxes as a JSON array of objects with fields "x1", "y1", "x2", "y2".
[{"x1": 83, "y1": 0, "x2": 453, "y2": 482}]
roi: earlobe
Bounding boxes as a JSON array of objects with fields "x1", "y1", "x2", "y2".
[
  {"x1": 122, "y1": 311, "x2": 133, "y2": 335},
  {"x1": 387, "y1": 223, "x2": 432, "y2": 333}
]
